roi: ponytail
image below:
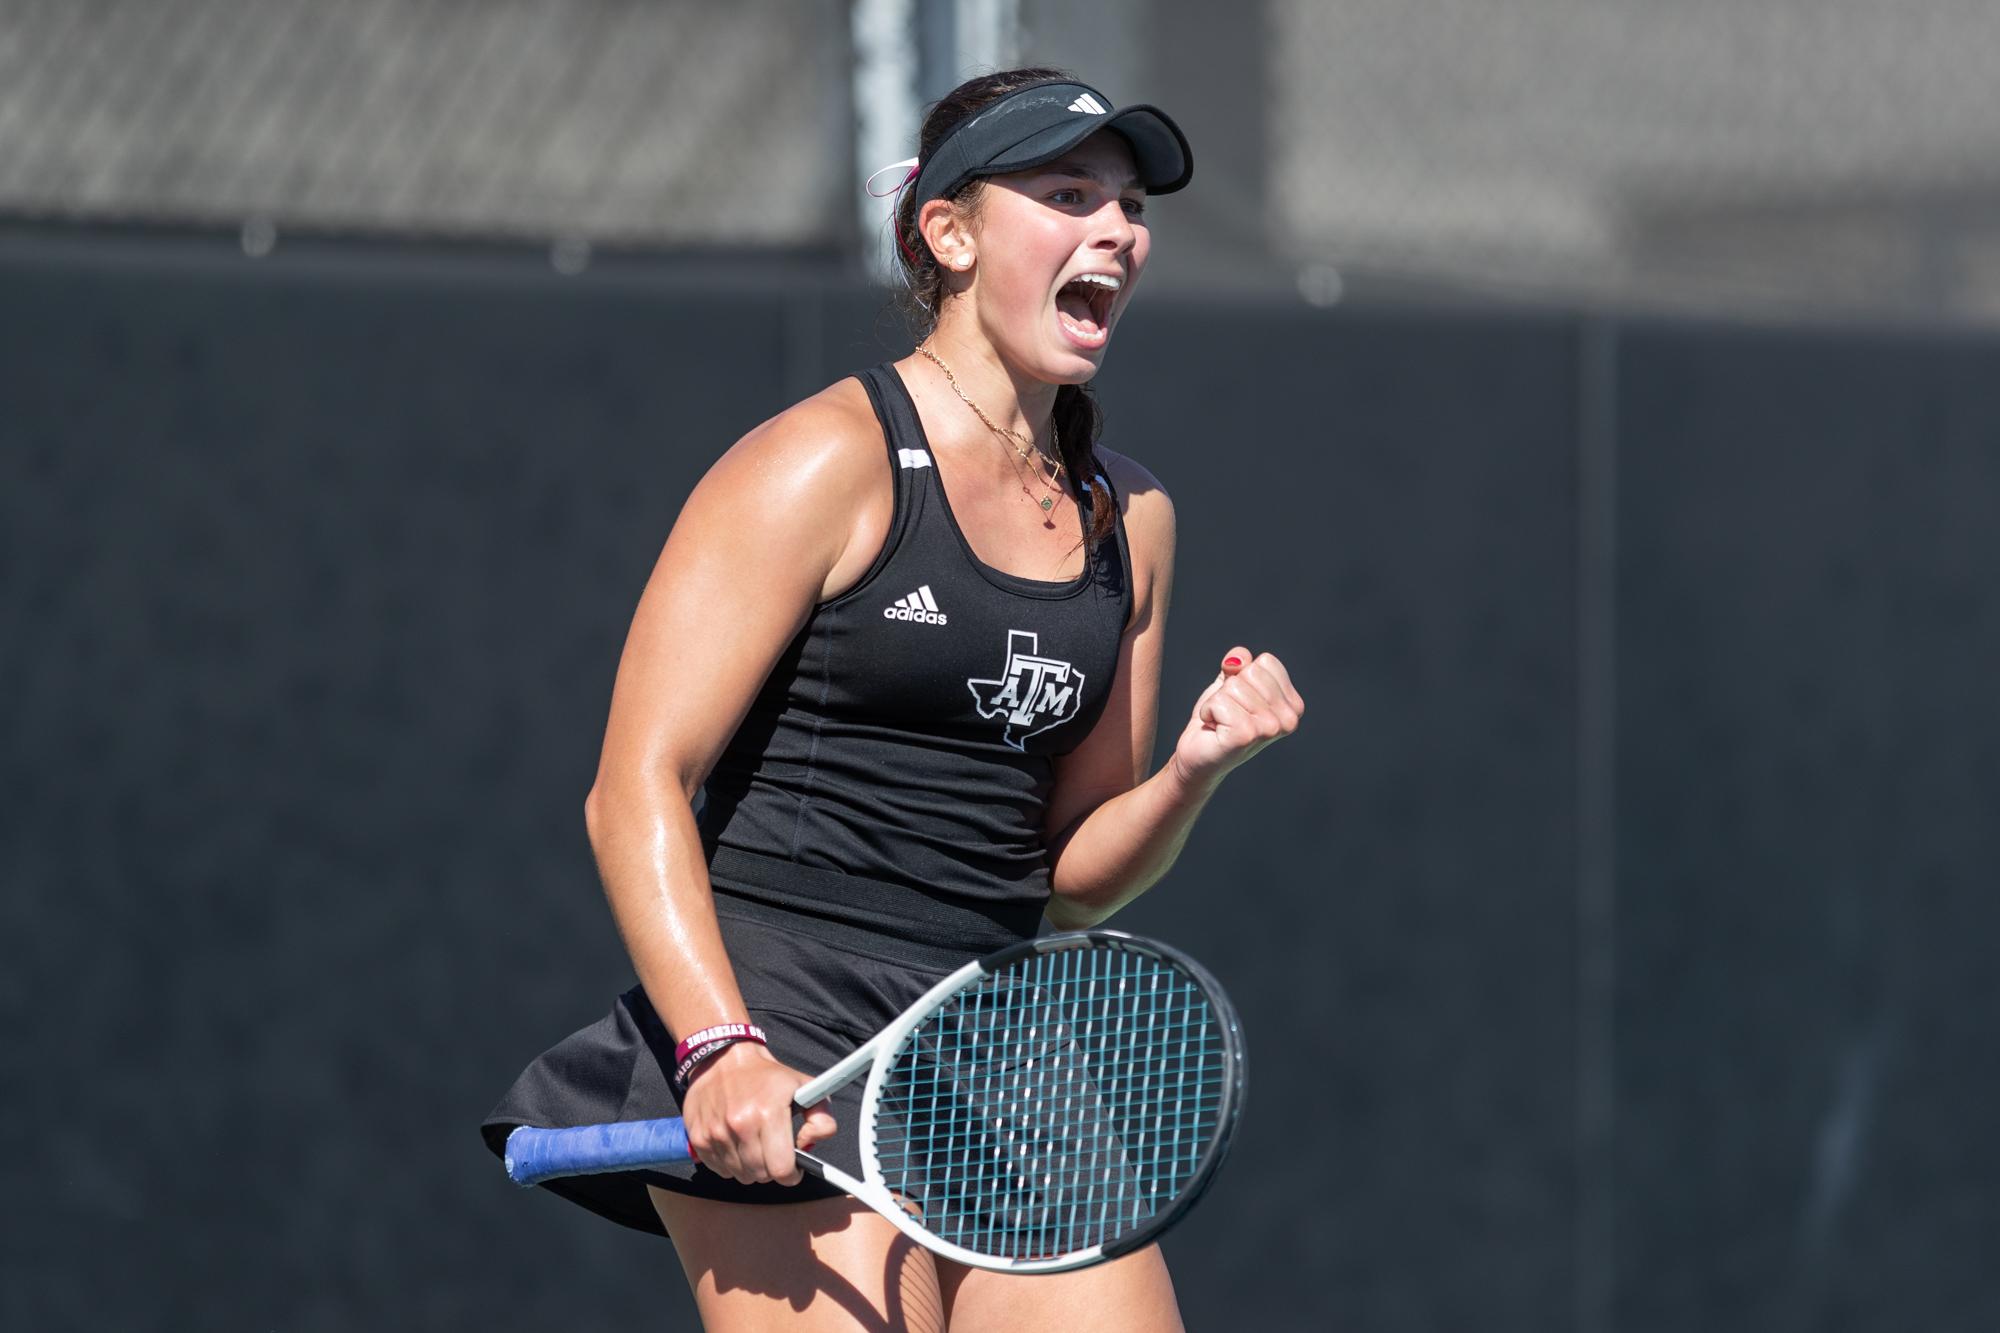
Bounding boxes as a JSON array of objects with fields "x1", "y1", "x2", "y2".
[{"x1": 1053, "y1": 382, "x2": 1115, "y2": 543}]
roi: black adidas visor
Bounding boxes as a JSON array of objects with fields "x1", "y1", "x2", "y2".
[{"x1": 911, "y1": 81, "x2": 1192, "y2": 208}]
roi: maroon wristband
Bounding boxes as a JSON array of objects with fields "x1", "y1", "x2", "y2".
[
  {"x1": 672, "y1": 1023, "x2": 767, "y2": 1095},
  {"x1": 673, "y1": 1023, "x2": 765, "y2": 1066}
]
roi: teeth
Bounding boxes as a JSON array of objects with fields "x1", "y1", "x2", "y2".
[{"x1": 1069, "y1": 273, "x2": 1121, "y2": 291}]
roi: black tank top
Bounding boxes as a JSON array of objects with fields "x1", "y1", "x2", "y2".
[{"x1": 700, "y1": 363, "x2": 1133, "y2": 953}]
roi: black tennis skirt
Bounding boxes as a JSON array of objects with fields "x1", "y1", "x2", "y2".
[{"x1": 481, "y1": 885, "x2": 1025, "y2": 1237}]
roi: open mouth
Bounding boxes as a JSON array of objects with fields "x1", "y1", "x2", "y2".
[{"x1": 1054, "y1": 271, "x2": 1121, "y2": 347}]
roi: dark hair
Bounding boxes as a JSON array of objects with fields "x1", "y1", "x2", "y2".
[{"x1": 895, "y1": 68, "x2": 1116, "y2": 545}]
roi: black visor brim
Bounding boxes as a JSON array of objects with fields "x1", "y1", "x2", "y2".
[
  {"x1": 912, "y1": 83, "x2": 1193, "y2": 205},
  {"x1": 976, "y1": 105, "x2": 1192, "y2": 196}
]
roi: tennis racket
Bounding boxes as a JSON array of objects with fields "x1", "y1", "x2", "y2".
[{"x1": 503, "y1": 929, "x2": 1244, "y2": 1274}]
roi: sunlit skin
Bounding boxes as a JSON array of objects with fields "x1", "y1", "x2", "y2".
[{"x1": 579, "y1": 127, "x2": 1303, "y2": 1330}]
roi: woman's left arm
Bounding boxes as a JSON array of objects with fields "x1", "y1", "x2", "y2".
[{"x1": 1042, "y1": 456, "x2": 1304, "y2": 928}]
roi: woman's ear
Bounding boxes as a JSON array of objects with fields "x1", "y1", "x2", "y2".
[{"x1": 918, "y1": 197, "x2": 975, "y2": 273}]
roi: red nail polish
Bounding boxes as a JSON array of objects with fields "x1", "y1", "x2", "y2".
[{"x1": 1224, "y1": 656, "x2": 1242, "y2": 667}]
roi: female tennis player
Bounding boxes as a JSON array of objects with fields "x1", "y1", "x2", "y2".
[{"x1": 486, "y1": 69, "x2": 1302, "y2": 1331}]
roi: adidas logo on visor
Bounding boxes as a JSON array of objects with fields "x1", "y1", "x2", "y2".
[
  {"x1": 884, "y1": 584, "x2": 947, "y2": 625},
  {"x1": 1067, "y1": 93, "x2": 1108, "y2": 115}
]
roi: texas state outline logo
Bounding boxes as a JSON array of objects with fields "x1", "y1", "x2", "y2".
[{"x1": 967, "y1": 630, "x2": 1085, "y2": 750}]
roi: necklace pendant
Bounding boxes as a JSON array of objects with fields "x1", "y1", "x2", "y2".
[{"x1": 1040, "y1": 494, "x2": 1054, "y2": 512}]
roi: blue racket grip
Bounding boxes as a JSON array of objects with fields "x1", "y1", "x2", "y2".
[{"x1": 504, "y1": 1117, "x2": 692, "y2": 1187}]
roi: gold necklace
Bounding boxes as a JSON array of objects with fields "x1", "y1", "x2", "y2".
[{"x1": 917, "y1": 345, "x2": 1067, "y2": 513}]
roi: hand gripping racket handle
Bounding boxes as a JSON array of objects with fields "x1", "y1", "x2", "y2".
[
  {"x1": 504, "y1": 1030, "x2": 878, "y2": 1188},
  {"x1": 504, "y1": 1117, "x2": 692, "y2": 1186},
  {"x1": 502, "y1": 969, "x2": 945, "y2": 1188},
  {"x1": 503, "y1": 1104, "x2": 841, "y2": 1188}
]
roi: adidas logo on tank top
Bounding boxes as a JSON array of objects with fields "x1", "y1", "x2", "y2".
[{"x1": 884, "y1": 584, "x2": 946, "y2": 625}]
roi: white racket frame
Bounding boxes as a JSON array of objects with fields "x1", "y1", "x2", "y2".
[{"x1": 787, "y1": 931, "x2": 1234, "y2": 1274}]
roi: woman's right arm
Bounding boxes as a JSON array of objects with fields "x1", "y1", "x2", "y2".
[{"x1": 581, "y1": 380, "x2": 889, "y2": 1188}]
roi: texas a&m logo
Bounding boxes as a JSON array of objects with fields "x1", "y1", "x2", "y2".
[{"x1": 966, "y1": 630, "x2": 1085, "y2": 750}]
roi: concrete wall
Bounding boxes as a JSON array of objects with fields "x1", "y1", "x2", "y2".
[
  {"x1": 1615, "y1": 324, "x2": 2000, "y2": 1331},
  {"x1": 2, "y1": 229, "x2": 1996, "y2": 1329}
]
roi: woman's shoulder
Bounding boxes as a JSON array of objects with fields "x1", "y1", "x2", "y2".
[
  {"x1": 1095, "y1": 446, "x2": 1166, "y2": 503},
  {"x1": 1095, "y1": 445, "x2": 1174, "y2": 545},
  {"x1": 668, "y1": 377, "x2": 893, "y2": 596},
  {"x1": 1093, "y1": 446, "x2": 1174, "y2": 614},
  {"x1": 692, "y1": 377, "x2": 887, "y2": 512},
  {"x1": 719, "y1": 376, "x2": 882, "y2": 477}
]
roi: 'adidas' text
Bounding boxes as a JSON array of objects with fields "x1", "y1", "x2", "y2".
[{"x1": 884, "y1": 585, "x2": 947, "y2": 625}]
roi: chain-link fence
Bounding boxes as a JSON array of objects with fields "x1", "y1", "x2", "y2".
[
  {"x1": 1272, "y1": 0, "x2": 2000, "y2": 321},
  {"x1": 0, "y1": 0, "x2": 850, "y2": 255},
  {"x1": 7, "y1": 0, "x2": 2000, "y2": 319}
]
